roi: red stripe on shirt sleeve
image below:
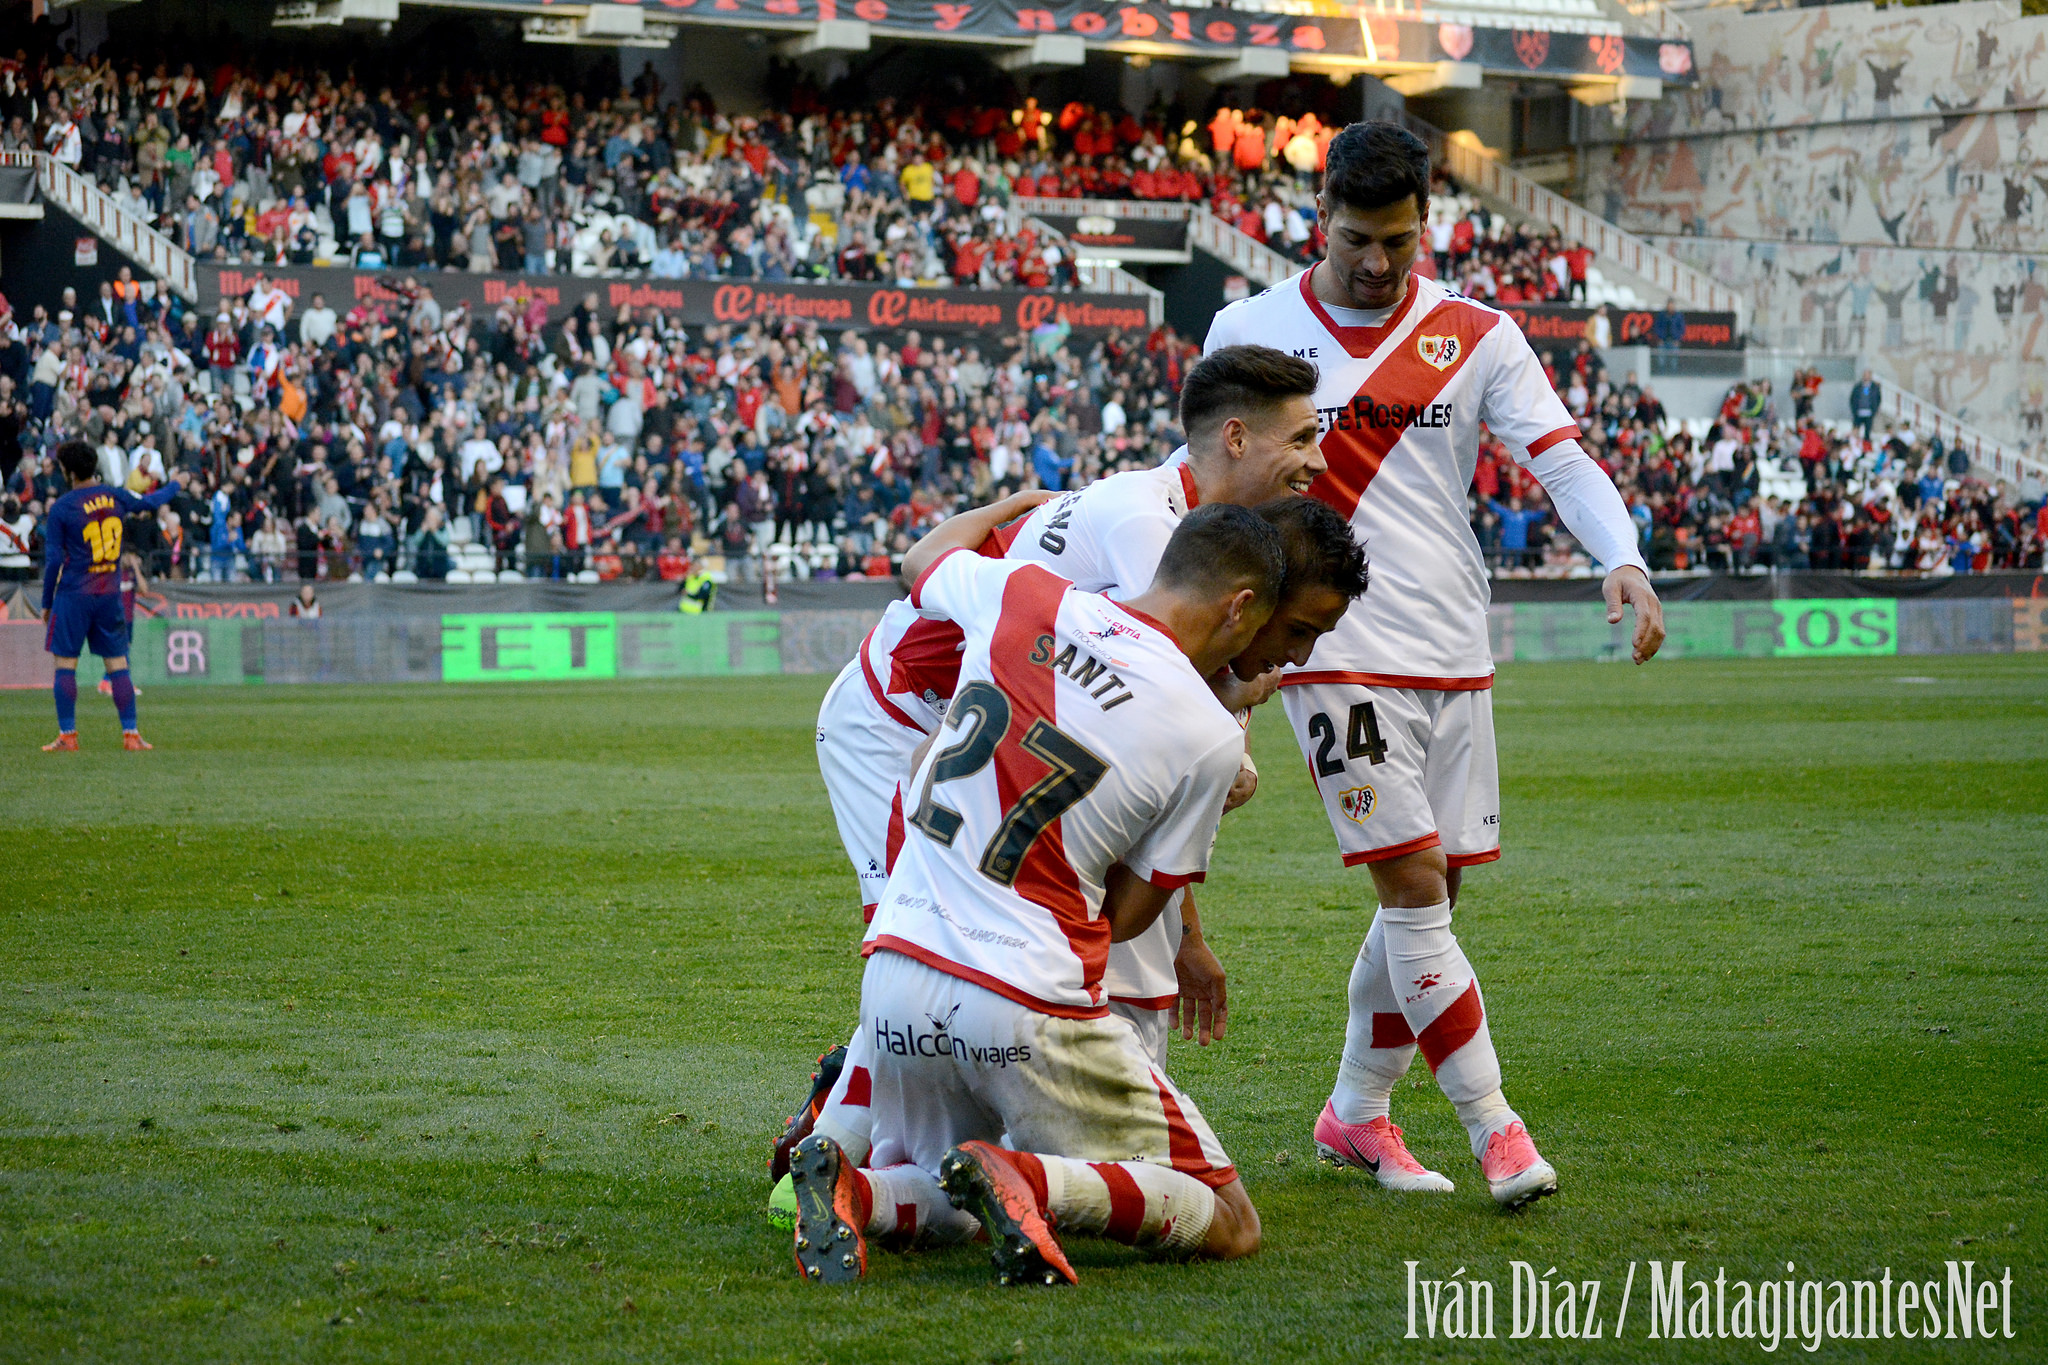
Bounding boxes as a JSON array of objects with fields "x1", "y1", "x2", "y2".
[{"x1": 1524, "y1": 426, "x2": 1580, "y2": 459}]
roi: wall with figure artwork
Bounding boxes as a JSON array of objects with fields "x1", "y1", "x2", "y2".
[{"x1": 1577, "y1": 0, "x2": 2048, "y2": 453}]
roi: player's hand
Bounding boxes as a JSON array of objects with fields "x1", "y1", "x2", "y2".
[
  {"x1": 1174, "y1": 931, "x2": 1228, "y2": 1046},
  {"x1": 1222, "y1": 756, "x2": 1258, "y2": 813},
  {"x1": 1603, "y1": 565, "x2": 1665, "y2": 664},
  {"x1": 1210, "y1": 665, "x2": 1281, "y2": 713},
  {"x1": 987, "y1": 487, "x2": 1058, "y2": 523}
]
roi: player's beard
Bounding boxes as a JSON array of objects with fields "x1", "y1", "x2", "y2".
[{"x1": 1345, "y1": 260, "x2": 1409, "y2": 311}]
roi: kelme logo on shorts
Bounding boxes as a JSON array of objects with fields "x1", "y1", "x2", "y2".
[
  {"x1": 1340, "y1": 785, "x2": 1376, "y2": 823},
  {"x1": 1417, "y1": 334, "x2": 1460, "y2": 370}
]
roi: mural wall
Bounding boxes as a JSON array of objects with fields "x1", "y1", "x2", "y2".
[{"x1": 1579, "y1": 1, "x2": 2047, "y2": 451}]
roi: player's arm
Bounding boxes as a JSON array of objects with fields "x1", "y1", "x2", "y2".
[
  {"x1": 112, "y1": 475, "x2": 182, "y2": 515},
  {"x1": 1110, "y1": 733, "x2": 1242, "y2": 943},
  {"x1": 1520, "y1": 446, "x2": 1662, "y2": 662},
  {"x1": 1174, "y1": 886, "x2": 1228, "y2": 1046},
  {"x1": 40, "y1": 505, "x2": 69, "y2": 611},
  {"x1": 898, "y1": 487, "x2": 1054, "y2": 588},
  {"x1": 1480, "y1": 325, "x2": 1664, "y2": 663},
  {"x1": 1102, "y1": 863, "x2": 1176, "y2": 944}
]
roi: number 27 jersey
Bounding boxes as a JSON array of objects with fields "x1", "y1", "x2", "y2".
[
  {"x1": 863, "y1": 548, "x2": 1244, "y2": 1018},
  {"x1": 1204, "y1": 271, "x2": 1579, "y2": 684}
]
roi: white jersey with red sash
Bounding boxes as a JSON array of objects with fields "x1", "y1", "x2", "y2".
[{"x1": 1204, "y1": 270, "x2": 1578, "y2": 687}]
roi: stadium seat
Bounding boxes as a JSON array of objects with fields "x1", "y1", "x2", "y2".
[
  {"x1": 446, "y1": 569, "x2": 473, "y2": 584},
  {"x1": 390, "y1": 571, "x2": 418, "y2": 583},
  {"x1": 497, "y1": 569, "x2": 523, "y2": 583},
  {"x1": 574, "y1": 569, "x2": 600, "y2": 584},
  {"x1": 448, "y1": 519, "x2": 474, "y2": 545}
]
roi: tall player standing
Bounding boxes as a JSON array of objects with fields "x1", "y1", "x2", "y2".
[{"x1": 1204, "y1": 123, "x2": 1666, "y2": 1206}]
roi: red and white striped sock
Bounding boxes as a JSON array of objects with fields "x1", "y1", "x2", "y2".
[
  {"x1": 860, "y1": 1163, "x2": 979, "y2": 1245},
  {"x1": 1031, "y1": 1154, "x2": 1214, "y2": 1255},
  {"x1": 1330, "y1": 914, "x2": 1415, "y2": 1124},
  {"x1": 1379, "y1": 899, "x2": 1521, "y2": 1157}
]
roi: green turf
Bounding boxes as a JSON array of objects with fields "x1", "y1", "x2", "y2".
[{"x1": 3, "y1": 657, "x2": 2045, "y2": 1362}]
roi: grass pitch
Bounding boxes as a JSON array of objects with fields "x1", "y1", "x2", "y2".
[{"x1": 3, "y1": 657, "x2": 2045, "y2": 1363}]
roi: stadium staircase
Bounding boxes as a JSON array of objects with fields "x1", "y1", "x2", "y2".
[{"x1": 4, "y1": 150, "x2": 197, "y2": 301}]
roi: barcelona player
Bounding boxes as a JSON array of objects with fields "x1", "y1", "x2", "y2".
[{"x1": 39, "y1": 440, "x2": 180, "y2": 751}]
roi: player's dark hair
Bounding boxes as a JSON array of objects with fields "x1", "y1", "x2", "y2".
[
  {"x1": 56, "y1": 440, "x2": 98, "y2": 484},
  {"x1": 1153, "y1": 503, "x2": 1287, "y2": 611},
  {"x1": 1321, "y1": 121, "x2": 1432, "y2": 217},
  {"x1": 1179, "y1": 345, "x2": 1319, "y2": 441},
  {"x1": 1255, "y1": 496, "x2": 1369, "y2": 602}
]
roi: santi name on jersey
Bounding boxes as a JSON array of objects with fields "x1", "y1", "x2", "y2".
[
  {"x1": 1029, "y1": 633, "x2": 1136, "y2": 710},
  {"x1": 1319, "y1": 395, "x2": 1455, "y2": 435}
]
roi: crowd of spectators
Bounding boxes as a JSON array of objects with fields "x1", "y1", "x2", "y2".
[
  {"x1": 1474, "y1": 352, "x2": 2048, "y2": 576},
  {"x1": 3, "y1": 252, "x2": 2038, "y2": 600},
  {"x1": 0, "y1": 46, "x2": 2035, "y2": 592},
  {"x1": 0, "y1": 260, "x2": 1203, "y2": 588}
]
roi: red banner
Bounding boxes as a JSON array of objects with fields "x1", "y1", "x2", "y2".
[
  {"x1": 200, "y1": 266, "x2": 1152, "y2": 337},
  {"x1": 1502, "y1": 303, "x2": 1740, "y2": 351}
]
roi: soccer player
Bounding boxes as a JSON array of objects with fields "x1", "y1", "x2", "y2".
[
  {"x1": 1203, "y1": 122, "x2": 1667, "y2": 1206},
  {"x1": 783, "y1": 347, "x2": 1329, "y2": 1182},
  {"x1": 39, "y1": 440, "x2": 181, "y2": 751},
  {"x1": 791, "y1": 505, "x2": 1321, "y2": 1285},
  {"x1": 784, "y1": 349, "x2": 1335, "y2": 1155}
]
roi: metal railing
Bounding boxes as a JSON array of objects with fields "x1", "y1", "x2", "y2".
[
  {"x1": 1409, "y1": 121, "x2": 1744, "y2": 321},
  {"x1": 1013, "y1": 196, "x2": 1302, "y2": 290},
  {"x1": 17, "y1": 150, "x2": 197, "y2": 300},
  {"x1": 1003, "y1": 205, "x2": 1164, "y2": 325},
  {"x1": 1882, "y1": 389, "x2": 2048, "y2": 492}
]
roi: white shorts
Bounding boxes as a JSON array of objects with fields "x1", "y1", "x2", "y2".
[
  {"x1": 1280, "y1": 681, "x2": 1501, "y2": 869},
  {"x1": 827, "y1": 949, "x2": 1236, "y2": 1188},
  {"x1": 816, "y1": 660, "x2": 928, "y2": 917},
  {"x1": 1109, "y1": 999, "x2": 1173, "y2": 1073}
]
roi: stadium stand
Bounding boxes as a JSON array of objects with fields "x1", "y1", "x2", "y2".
[{"x1": 0, "y1": 7, "x2": 2042, "y2": 594}]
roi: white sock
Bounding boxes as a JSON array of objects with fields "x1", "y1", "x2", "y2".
[
  {"x1": 1328, "y1": 914, "x2": 1415, "y2": 1124},
  {"x1": 861, "y1": 1163, "x2": 979, "y2": 1245},
  {"x1": 1039, "y1": 1155, "x2": 1215, "y2": 1255},
  {"x1": 1379, "y1": 899, "x2": 1515, "y2": 1155},
  {"x1": 1453, "y1": 1090, "x2": 1520, "y2": 1161}
]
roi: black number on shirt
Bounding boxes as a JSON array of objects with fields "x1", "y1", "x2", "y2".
[
  {"x1": 979, "y1": 719, "x2": 1109, "y2": 887},
  {"x1": 1308, "y1": 702, "x2": 1389, "y2": 776},
  {"x1": 908, "y1": 679, "x2": 1111, "y2": 887},
  {"x1": 909, "y1": 680, "x2": 1008, "y2": 846}
]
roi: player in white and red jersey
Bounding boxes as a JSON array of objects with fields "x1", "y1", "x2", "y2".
[
  {"x1": 789, "y1": 505, "x2": 1307, "y2": 1286},
  {"x1": 785, "y1": 349, "x2": 1335, "y2": 1188},
  {"x1": 1204, "y1": 122, "x2": 1668, "y2": 1207}
]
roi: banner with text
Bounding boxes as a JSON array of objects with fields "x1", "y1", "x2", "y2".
[
  {"x1": 1505, "y1": 304, "x2": 1740, "y2": 352},
  {"x1": 198, "y1": 266, "x2": 1154, "y2": 337},
  {"x1": 493, "y1": 0, "x2": 1694, "y2": 82}
]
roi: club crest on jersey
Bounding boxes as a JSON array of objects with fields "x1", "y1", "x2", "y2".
[
  {"x1": 1416, "y1": 334, "x2": 1461, "y2": 370},
  {"x1": 1339, "y1": 785, "x2": 1376, "y2": 823}
]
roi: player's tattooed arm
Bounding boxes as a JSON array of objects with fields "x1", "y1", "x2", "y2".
[
  {"x1": 1174, "y1": 888, "x2": 1228, "y2": 1046},
  {"x1": 898, "y1": 487, "x2": 1057, "y2": 588}
]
